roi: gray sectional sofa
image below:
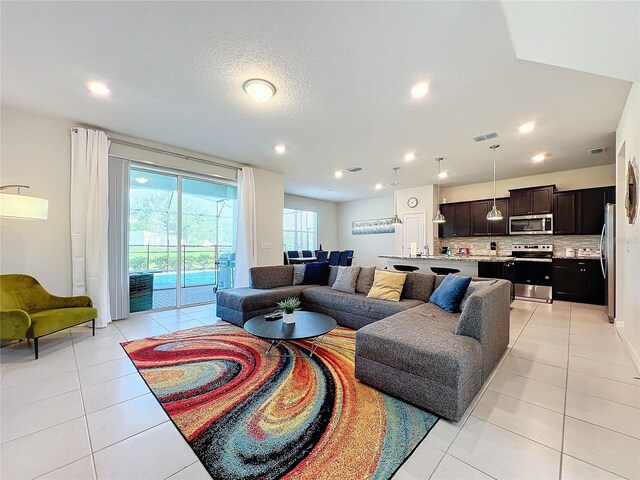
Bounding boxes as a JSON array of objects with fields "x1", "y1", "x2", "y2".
[{"x1": 216, "y1": 264, "x2": 510, "y2": 421}]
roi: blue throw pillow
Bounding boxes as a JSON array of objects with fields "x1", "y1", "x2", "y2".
[
  {"x1": 302, "y1": 262, "x2": 330, "y2": 285},
  {"x1": 429, "y1": 274, "x2": 472, "y2": 313}
]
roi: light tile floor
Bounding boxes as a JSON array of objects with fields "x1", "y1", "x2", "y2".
[{"x1": 1, "y1": 301, "x2": 638, "y2": 479}]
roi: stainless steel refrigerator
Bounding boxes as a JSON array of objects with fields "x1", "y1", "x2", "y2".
[{"x1": 600, "y1": 204, "x2": 615, "y2": 323}]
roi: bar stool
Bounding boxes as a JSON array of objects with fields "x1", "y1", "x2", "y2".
[
  {"x1": 393, "y1": 265, "x2": 420, "y2": 272},
  {"x1": 430, "y1": 267, "x2": 460, "y2": 275}
]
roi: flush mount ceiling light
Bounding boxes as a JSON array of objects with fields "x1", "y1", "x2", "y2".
[
  {"x1": 375, "y1": 183, "x2": 383, "y2": 190},
  {"x1": 275, "y1": 144, "x2": 286, "y2": 154},
  {"x1": 519, "y1": 121, "x2": 536, "y2": 134},
  {"x1": 487, "y1": 145, "x2": 503, "y2": 221},
  {"x1": 86, "y1": 80, "x2": 110, "y2": 97},
  {"x1": 410, "y1": 82, "x2": 429, "y2": 99},
  {"x1": 243, "y1": 78, "x2": 276, "y2": 102},
  {"x1": 433, "y1": 158, "x2": 446, "y2": 224},
  {"x1": 391, "y1": 167, "x2": 402, "y2": 225},
  {"x1": 0, "y1": 185, "x2": 48, "y2": 220},
  {"x1": 404, "y1": 152, "x2": 416, "y2": 162},
  {"x1": 134, "y1": 177, "x2": 149, "y2": 184},
  {"x1": 334, "y1": 170, "x2": 343, "y2": 179},
  {"x1": 532, "y1": 153, "x2": 546, "y2": 162}
]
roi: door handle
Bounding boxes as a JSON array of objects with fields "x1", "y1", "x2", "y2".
[{"x1": 599, "y1": 224, "x2": 606, "y2": 279}]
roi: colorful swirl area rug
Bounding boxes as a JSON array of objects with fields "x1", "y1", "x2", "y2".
[{"x1": 121, "y1": 323, "x2": 438, "y2": 480}]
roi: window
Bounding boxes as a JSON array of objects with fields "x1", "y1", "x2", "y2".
[{"x1": 283, "y1": 209, "x2": 318, "y2": 251}]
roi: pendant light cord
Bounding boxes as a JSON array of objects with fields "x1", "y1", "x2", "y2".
[{"x1": 491, "y1": 145, "x2": 499, "y2": 208}]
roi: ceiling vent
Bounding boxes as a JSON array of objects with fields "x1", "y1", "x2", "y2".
[
  {"x1": 345, "y1": 166, "x2": 363, "y2": 172},
  {"x1": 588, "y1": 147, "x2": 605, "y2": 155},
  {"x1": 472, "y1": 131, "x2": 501, "y2": 142}
]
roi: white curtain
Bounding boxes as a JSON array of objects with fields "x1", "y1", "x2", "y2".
[
  {"x1": 108, "y1": 156, "x2": 130, "y2": 321},
  {"x1": 235, "y1": 167, "x2": 257, "y2": 287},
  {"x1": 71, "y1": 128, "x2": 112, "y2": 327}
]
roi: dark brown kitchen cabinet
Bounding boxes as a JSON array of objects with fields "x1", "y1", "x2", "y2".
[
  {"x1": 438, "y1": 202, "x2": 470, "y2": 237},
  {"x1": 471, "y1": 198, "x2": 509, "y2": 236},
  {"x1": 554, "y1": 192, "x2": 577, "y2": 234},
  {"x1": 552, "y1": 258, "x2": 604, "y2": 305},
  {"x1": 509, "y1": 185, "x2": 555, "y2": 215},
  {"x1": 552, "y1": 186, "x2": 615, "y2": 235}
]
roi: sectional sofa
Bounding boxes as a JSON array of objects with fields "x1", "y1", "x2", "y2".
[{"x1": 216, "y1": 265, "x2": 511, "y2": 421}]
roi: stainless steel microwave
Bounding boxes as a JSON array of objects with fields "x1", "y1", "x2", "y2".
[{"x1": 509, "y1": 214, "x2": 553, "y2": 235}]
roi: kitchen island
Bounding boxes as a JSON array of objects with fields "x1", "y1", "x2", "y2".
[{"x1": 379, "y1": 254, "x2": 514, "y2": 276}]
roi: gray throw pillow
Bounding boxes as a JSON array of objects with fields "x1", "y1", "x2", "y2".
[
  {"x1": 292, "y1": 264, "x2": 306, "y2": 285},
  {"x1": 331, "y1": 266, "x2": 361, "y2": 294},
  {"x1": 355, "y1": 266, "x2": 376, "y2": 294},
  {"x1": 460, "y1": 280, "x2": 496, "y2": 311},
  {"x1": 328, "y1": 266, "x2": 339, "y2": 287}
]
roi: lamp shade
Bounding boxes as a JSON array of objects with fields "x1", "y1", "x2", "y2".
[
  {"x1": 486, "y1": 205, "x2": 503, "y2": 221},
  {"x1": 391, "y1": 214, "x2": 403, "y2": 225},
  {"x1": 0, "y1": 193, "x2": 49, "y2": 220},
  {"x1": 432, "y1": 210, "x2": 446, "y2": 223}
]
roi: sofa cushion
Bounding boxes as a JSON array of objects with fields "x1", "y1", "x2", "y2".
[
  {"x1": 355, "y1": 266, "x2": 376, "y2": 295},
  {"x1": 28, "y1": 307, "x2": 98, "y2": 338},
  {"x1": 292, "y1": 264, "x2": 306, "y2": 285},
  {"x1": 460, "y1": 280, "x2": 495, "y2": 310},
  {"x1": 332, "y1": 266, "x2": 361, "y2": 293},
  {"x1": 216, "y1": 286, "x2": 308, "y2": 314},
  {"x1": 250, "y1": 266, "x2": 293, "y2": 289},
  {"x1": 367, "y1": 270, "x2": 407, "y2": 302},
  {"x1": 429, "y1": 274, "x2": 472, "y2": 313},
  {"x1": 303, "y1": 262, "x2": 330, "y2": 285},
  {"x1": 356, "y1": 303, "x2": 482, "y2": 390},
  {"x1": 401, "y1": 272, "x2": 436, "y2": 301},
  {"x1": 302, "y1": 286, "x2": 422, "y2": 321}
]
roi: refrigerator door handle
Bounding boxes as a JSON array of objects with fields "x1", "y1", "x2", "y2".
[{"x1": 599, "y1": 224, "x2": 606, "y2": 278}]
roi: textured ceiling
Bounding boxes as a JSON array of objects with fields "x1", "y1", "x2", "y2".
[{"x1": 1, "y1": 1, "x2": 632, "y2": 202}]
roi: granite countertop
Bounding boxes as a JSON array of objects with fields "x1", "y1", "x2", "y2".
[
  {"x1": 553, "y1": 256, "x2": 601, "y2": 260},
  {"x1": 379, "y1": 255, "x2": 515, "y2": 262}
]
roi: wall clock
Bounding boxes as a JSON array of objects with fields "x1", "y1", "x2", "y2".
[{"x1": 407, "y1": 197, "x2": 418, "y2": 208}]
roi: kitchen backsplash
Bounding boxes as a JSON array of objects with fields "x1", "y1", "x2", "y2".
[{"x1": 434, "y1": 235, "x2": 601, "y2": 257}]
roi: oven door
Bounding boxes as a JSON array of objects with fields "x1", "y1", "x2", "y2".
[
  {"x1": 514, "y1": 259, "x2": 552, "y2": 286},
  {"x1": 509, "y1": 215, "x2": 553, "y2": 235}
]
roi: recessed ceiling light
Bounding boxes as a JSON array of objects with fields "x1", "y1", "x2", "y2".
[
  {"x1": 519, "y1": 121, "x2": 536, "y2": 134},
  {"x1": 243, "y1": 78, "x2": 276, "y2": 102},
  {"x1": 439, "y1": 171, "x2": 448, "y2": 179},
  {"x1": 275, "y1": 144, "x2": 286, "y2": 154},
  {"x1": 411, "y1": 82, "x2": 429, "y2": 99},
  {"x1": 334, "y1": 170, "x2": 343, "y2": 179},
  {"x1": 134, "y1": 177, "x2": 149, "y2": 184},
  {"x1": 532, "y1": 153, "x2": 546, "y2": 162},
  {"x1": 87, "y1": 80, "x2": 110, "y2": 97},
  {"x1": 404, "y1": 152, "x2": 416, "y2": 162},
  {"x1": 375, "y1": 183, "x2": 383, "y2": 190}
]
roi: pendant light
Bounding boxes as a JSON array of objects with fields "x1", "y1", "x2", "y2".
[
  {"x1": 433, "y1": 158, "x2": 446, "y2": 223},
  {"x1": 487, "y1": 144, "x2": 503, "y2": 221},
  {"x1": 391, "y1": 167, "x2": 402, "y2": 225}
]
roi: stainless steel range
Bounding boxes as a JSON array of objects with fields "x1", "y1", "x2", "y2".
[{"x1": 511, "y1": 244, "x2": 553, "y2": 303}]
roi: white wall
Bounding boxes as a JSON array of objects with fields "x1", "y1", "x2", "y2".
[
  {"x1": 441, "y1": 164, "x2": 616, "y2": 203},
  {"x1": 615, "y1": 82, "x2": 640, "y2": 369},
  {"x1": 1, "y1": 106, "x2": 75, "y2": 294},
  {"x1": 0, "y1": 105, "x2": 285, "y2": 292},
  {"x1": 337, "y1": 195, "x2": 395, "y2": 267},
  {"x1": 254, "y1": 169, "x2": 284, "y2": 266},
  {"x1": 284, "y1": 194, "x2": 338, "y2": 251}
]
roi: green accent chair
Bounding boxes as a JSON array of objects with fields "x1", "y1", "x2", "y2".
[{"x1": 1, "y1": 274, "x2": 98, "y2": 359}]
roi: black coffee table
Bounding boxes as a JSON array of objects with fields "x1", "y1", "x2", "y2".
[{"x1": 244, "y1": 311, "x2": 337, "y2": 358}]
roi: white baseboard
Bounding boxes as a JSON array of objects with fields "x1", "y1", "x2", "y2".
[{"x1": 616, "y1": 323, "x2": 640, "y2": 374}]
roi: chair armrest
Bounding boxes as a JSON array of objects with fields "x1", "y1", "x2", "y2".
[
  {"x1": 47, "y1": 295, "x2": 93, "y2": 309},
  {"x1": 1, "y1": 310, "x2": 32, "y2": 339}
]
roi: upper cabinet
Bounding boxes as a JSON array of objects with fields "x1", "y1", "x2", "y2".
[
  {"x1": 553, "y1": 186, "x2": 615, "y2": 235},
  {"x1": 438, "y1": 202, "x2": 470, "y2": 237},
  {"x1": 471, "y1": 198, "x2": 509, "y2": 236},
  {"x1": 508, "y1": 185, "x2": 555, "y2": 216}
]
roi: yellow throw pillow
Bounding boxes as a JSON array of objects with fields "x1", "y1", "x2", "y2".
[{"x1": 366, "y1": 270, "x2": 407, "y2": 302}]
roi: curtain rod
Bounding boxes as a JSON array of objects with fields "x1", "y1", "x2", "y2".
[{"x1": 71, "y1": 128, "x2": 242, "y2": 171}]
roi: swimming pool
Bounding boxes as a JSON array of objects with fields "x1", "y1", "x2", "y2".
[{"x1": 153, "y1": 270, "x2": 216, "y2": 289}]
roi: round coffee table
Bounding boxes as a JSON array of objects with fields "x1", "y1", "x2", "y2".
[{"x1": 244, "y1": 311, "x2": 337, "y2": 358}]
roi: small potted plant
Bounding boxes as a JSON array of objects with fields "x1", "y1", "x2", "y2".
[{"x1": 277, "y1": 297, "x2": 301, "y2": 324}]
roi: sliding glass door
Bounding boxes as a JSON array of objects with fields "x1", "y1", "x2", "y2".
[{"x1": 128, "y1": 167, "x2": 237, "y2": 312}]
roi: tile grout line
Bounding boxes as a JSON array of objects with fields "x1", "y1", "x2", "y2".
[{"x1": 559, "y1": 301, "x2": 572, "y2": 480}]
